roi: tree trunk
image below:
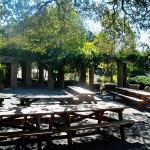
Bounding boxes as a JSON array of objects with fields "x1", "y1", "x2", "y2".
[
  {"x1": 110, "y1": 69, "x2": 113, "y2": 83},
  {"x1": 89, "y1": 67, "x2": 94, "y2": 88},
  {"x1": 79, "y1": 63, "x2": 86, "y2": 87},
  {"x1": 117, "y1": 62, "x2": 127, "y2": 87},
  {"x1": 48, "y1": 68, "x2": 54, "y2": 89},
  {"x1": 38, "y1": 63, "x2": 44, "y2": 86},
  {"x1": 57, "y1": 67, "x2": 64, "y2": 88},
  {"x1": 123, "y1": 63, "x2": 127, "y2": 87}
]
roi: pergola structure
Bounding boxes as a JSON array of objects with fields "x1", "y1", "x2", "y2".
[
  {"x1": 0, "y1": 56, "x2": 127, "y2": 89},
  {"x1": 0, "y1": 56, "x2": 22, "y2": 88},
  {"x1": 0, "y1": 56, "x2": 32, "y2": 88},
  {"x1": 0, "y1": 56, "x2": 55, "y2": 89}
]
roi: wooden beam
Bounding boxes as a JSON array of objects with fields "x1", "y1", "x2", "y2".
[{"x1": 0, "y1": 56, "x2": 22, "y2": 63}]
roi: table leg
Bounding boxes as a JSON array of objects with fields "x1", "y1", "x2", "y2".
[
  {"x1": 20, "y1": 98, "x2": 25, "y2": 106},
  {"x1": 22, "y1": 116, "x2": 27, "y2": 131},
  {"x1": 95, "y1": 111, "x2": 104, "y2": 123},
  {"x1": 65, "y1": 113, "x2": 73, "y2": 146},
  {"x1": 20, "y1": 98, "x2": 30, "y2": 106},
  {"x1": 94, "y1": 111, "x2": 104, "y2": 132},
  {"x1": 46, "y1": 114, "x2": 54, "y2": 147},
  {"x1": 118, "y1": 110, "x2": 123, "y2": 120},
  {"x1": 117, "y1": 110, "x2": 126, "y2": 140},
  {"x1": 49, "y1": 113, "x2": 54, "y2": 129},
  {"x1": 0, "y1": 99, "x2": 3, "y2": 107},
  {"x1": 25, "y1": 98, "x2": 30, "y2": 106},
  {"x1": 120, "y1": 126, "x2": 126, "y2": 140},
  {"x1": 35, "y1": 115, "x2": 42, "y2": 150}
]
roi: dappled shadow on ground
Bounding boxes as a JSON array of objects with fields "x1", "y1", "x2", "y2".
[
  {"x1": 0, "y1": 131, "x2": 148, "y2": 150},
  {"x1": 0, "y1": 90, "x2": 150, "y2": 150}
]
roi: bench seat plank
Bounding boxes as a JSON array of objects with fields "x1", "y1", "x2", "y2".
[
  {"x1": 58, "y1": 119, "x2": 138, "y2": 132},
  {"x1": 110, "y1": 91, "x2": 143, "y2": 102},
  {"x1": 57, "y1": 119, "x2": 138, "y2": 145},
  {"x1": 0, "y1": 129, "x2": 59, "y2": 139}
]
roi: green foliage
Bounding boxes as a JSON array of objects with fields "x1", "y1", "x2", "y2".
[
  {"x1": 100, "y1": 11, "x2": 136, "y2": 63},
  {"x1": 0, "y1": 63, "x2": 6, "y2": 83},
  {"x1": 1, "y1": 0, "x2": 149, "y2": 31},
  {"x1": 97, "y1": 75, "x2": 117, "y2": 83},
  {"x1": 64, "y1": 80, "x2": 79, "y2": 87},
  {"x1": 126, "y1": 50, "x2": 150, "y2": 77},
  {"x1": 128, "y1": 76, "x2": 150, "y2": 89},
  {"x1": 18, "y1": 3, "x2": 86, "y2": 54},
  {"x1": 86, "y1": 31, "x2": 96, "y2": 42},
  {"x1": 0, "y1": 0, "x2": 149, "y2": 83}
]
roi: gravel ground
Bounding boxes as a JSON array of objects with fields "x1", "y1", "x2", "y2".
[{"x1": 0, "y1": 88, "x2": 150, "y2": 150}]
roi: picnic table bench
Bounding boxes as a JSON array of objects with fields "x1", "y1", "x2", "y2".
[
  {"x1": 0, "y1": 129, "x2": 58, "y2": 140},
  {"x1": 58, "y1": 119, "x2": 138, "y2": 145},
  {"x1": 110, "y1": 87, "x2": 150, "y2": 108}
]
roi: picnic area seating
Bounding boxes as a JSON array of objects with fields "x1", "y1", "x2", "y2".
[
  {"x1": 0, "y1": 102, "x2": 139, "y2": 147},
  {"x1": 58, "y1": 119, "x2": 138, "y2": 145},
  {"x1": 0, "y1": 88, "x2": 142, "y2": 149},
  {"x1": 110, "y1": 87, "x2": 150, "y2": 108},
  {"x1": 67, "y1": 86, "x2": 97, "y2": 104}
]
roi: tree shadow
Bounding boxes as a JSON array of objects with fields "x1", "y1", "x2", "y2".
[{"x1": 0, "y1": 131, "x2": 148, "y2": 150}]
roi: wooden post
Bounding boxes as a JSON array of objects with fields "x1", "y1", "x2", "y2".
[
  {"x1": 89, "y1": 67, "x2": 94, "y2": 88},
  {"x1": 38, "y1": 63, "x2": 44, "y2": 86},
  {"x1": 25, "y1": 61, "x2": 32, "y2": 87},
  {"x1": 57, "y1": 67, "x2": 64, "y2": 88},
  {"x1": 48, "y1": 67, "x2": 54, "y2": 89},
  {"x1": 79, "y1": 63, "x2": 86, "y2": 87},
  {"x1": 117, "y1": 62, "x2": 127, "y2": 87},
  {"x1": 11, "y1": 63, "x2": 17, "y2": 88}
]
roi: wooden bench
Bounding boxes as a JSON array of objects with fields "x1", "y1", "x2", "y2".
[
  {"x1": 109, "y1": 91, "x2": 145, "y2": 107},
  {"x1": 58, "y1": 119, "x2": 138, "y2": 145},
  {"x1": 0, "y1": 129, "x2": 59, "y2": 140},
  {"x1": 0, "y1": 129, "x2": 60, "y2": 149}
]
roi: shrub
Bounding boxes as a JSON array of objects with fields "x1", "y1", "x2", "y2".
[
  {"x1": 127, "y1": 76, "x2": 150, "y2": 89},
  {"x1": 97, "y1": 75, "x2": 117, "y2": 83},
  {"x1": 0, "y1": 64, "x2": 6, "y2": 84}
]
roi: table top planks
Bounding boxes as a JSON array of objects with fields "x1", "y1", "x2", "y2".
[
  {"x1": 0, "y1": 94, "x2": 11, "y2": 99},
  {"x1": 68, "y1": 86, "x2": 95, "y2": 95},
  {"x1": 15, "y1": 94, "x2": 75, "y2": 99},
  {"x1": 0, "y1": 103, "x2": 128, "y2": 117}
]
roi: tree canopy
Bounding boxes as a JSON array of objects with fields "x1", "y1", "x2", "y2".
[
  {"x1": 0, "y1": 0, "x2": 149, "y2": 79},
  {"x1": 1, "y1": 0, "x2": 149, "y2": 30}
]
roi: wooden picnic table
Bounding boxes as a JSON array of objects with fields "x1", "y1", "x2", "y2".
[
  {"x1": 0, "y1": 103, "x2": 138, "y2": 147},
  {"x1": 15, "y1": 94, "x2": 76, "y2": 106},
  {"x1": 116, "y1": 87, "x2": 150, "y2": 100},
  {"x1": 112, "y1": 87, "x2": 150, "y2": 107},
  {"x1": 67, "y1": 86, "x2": 97, "y2": 104}
]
